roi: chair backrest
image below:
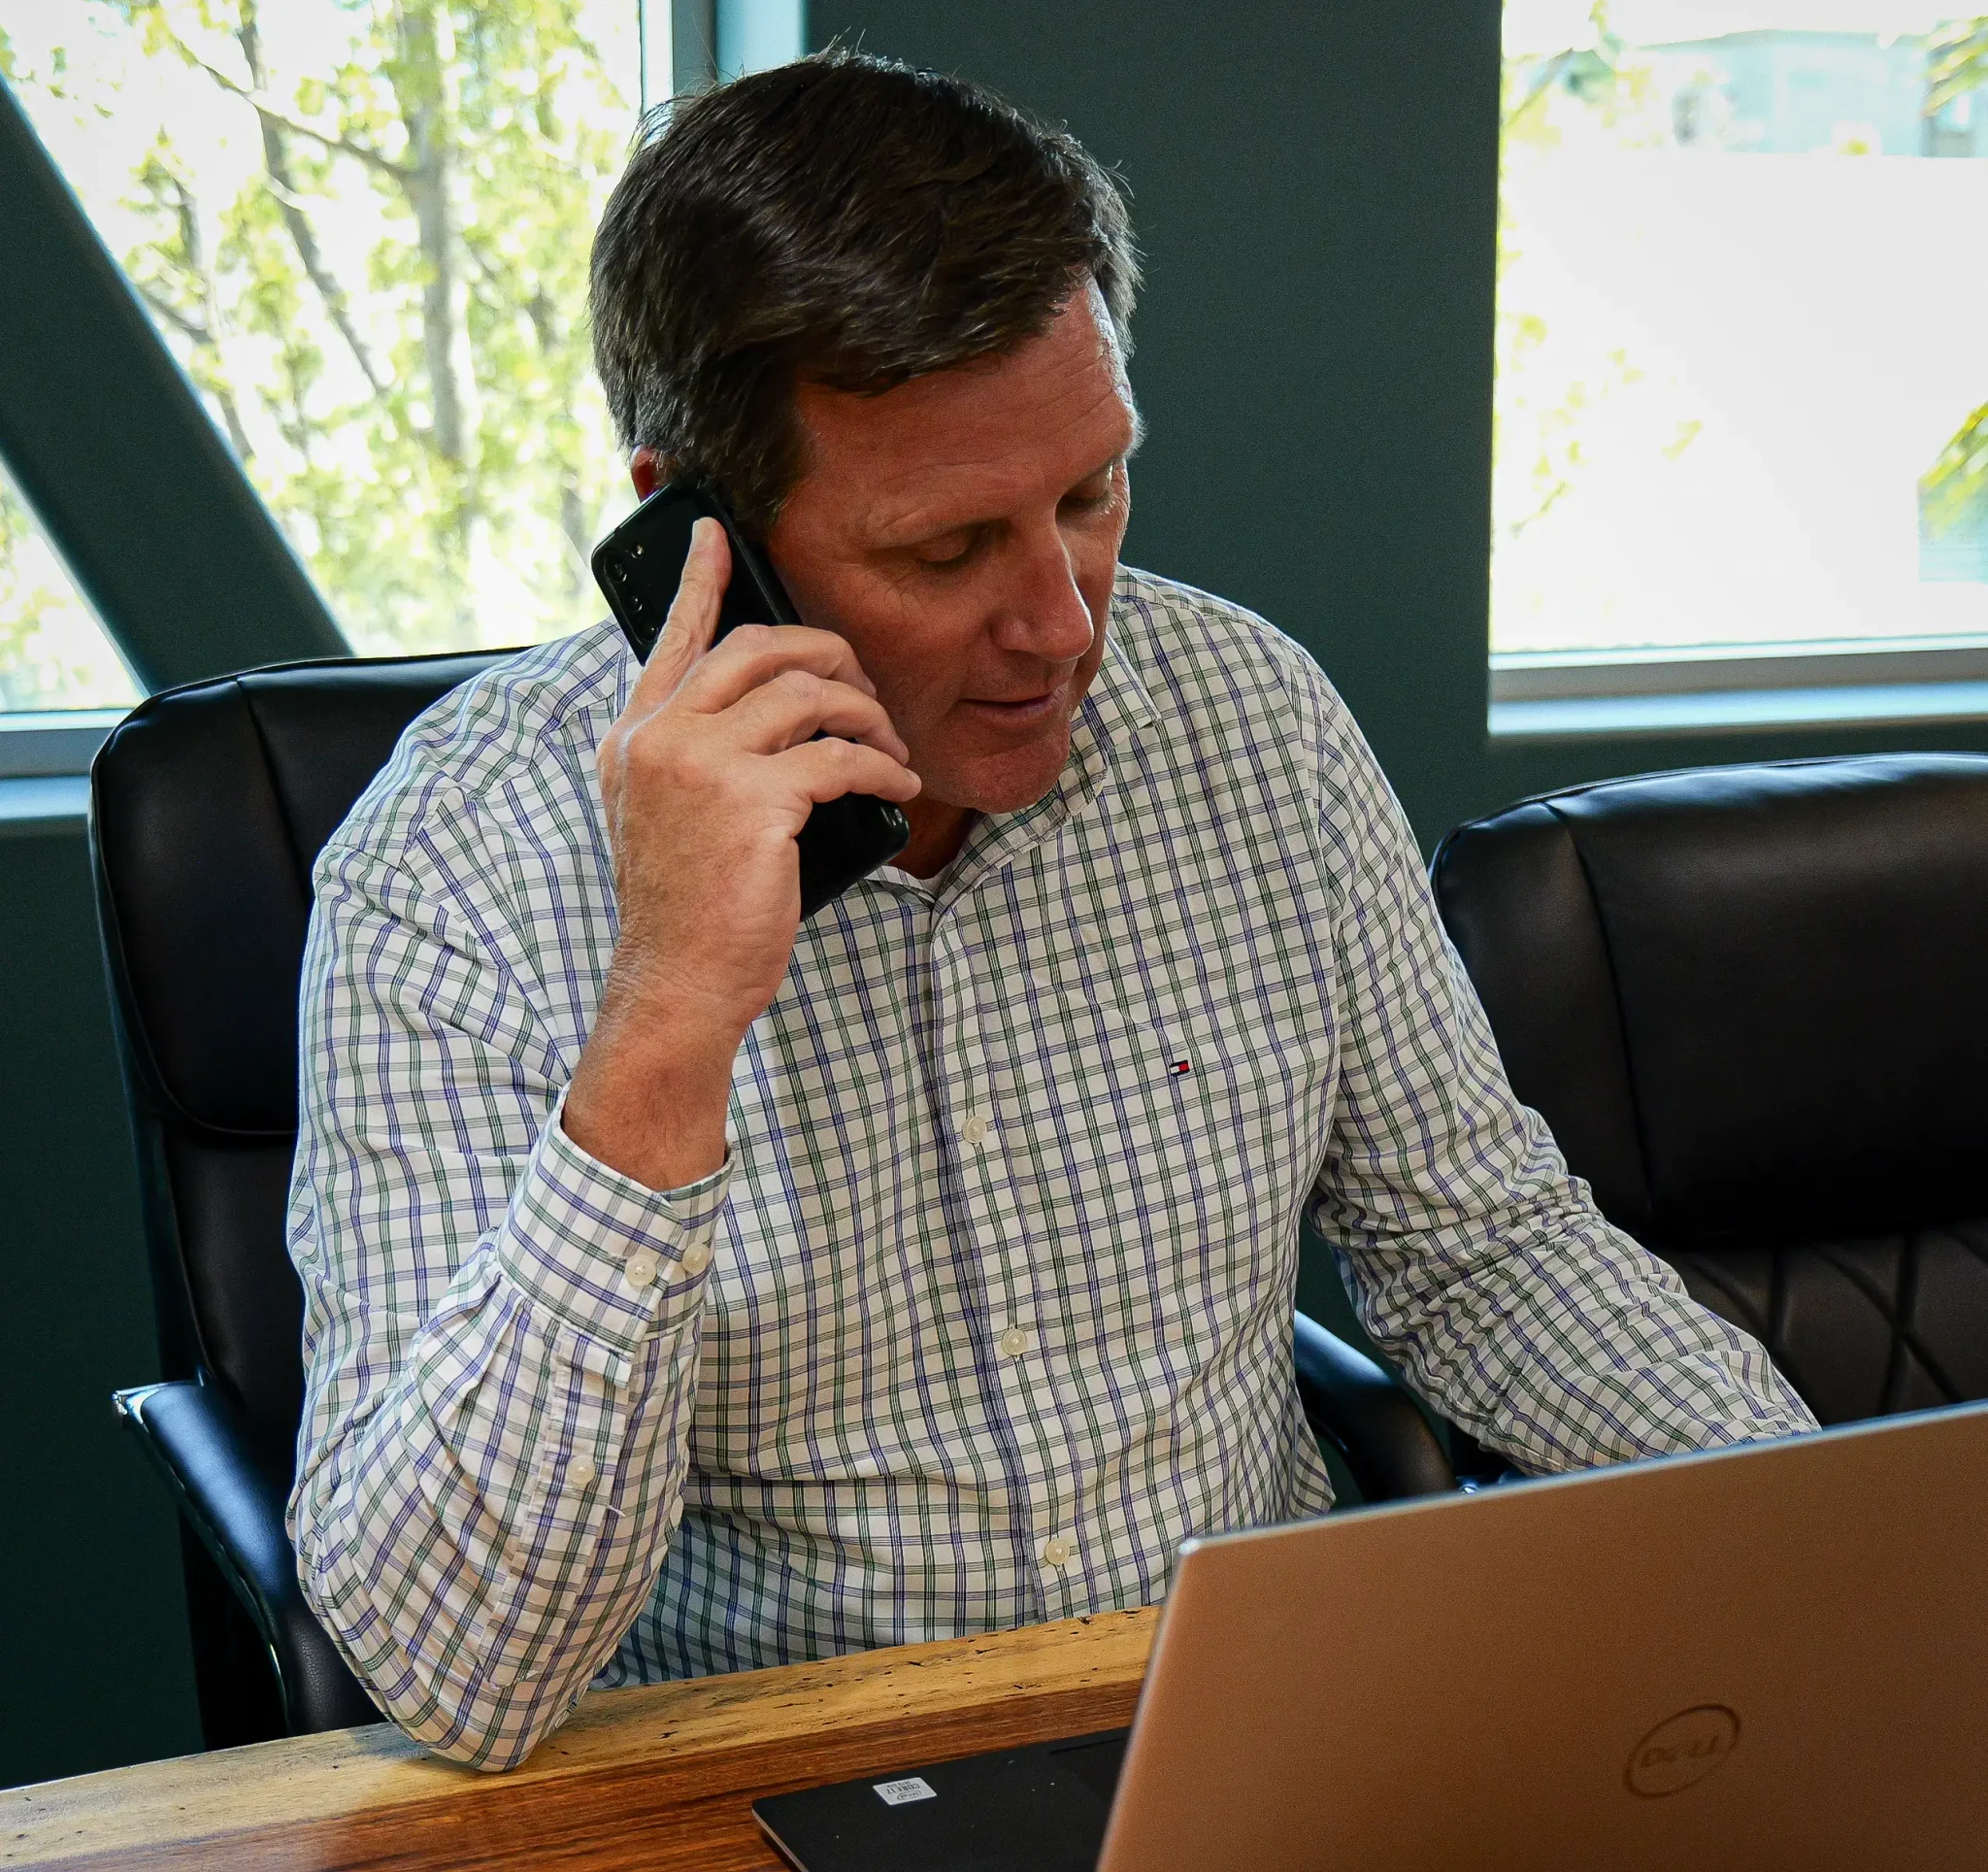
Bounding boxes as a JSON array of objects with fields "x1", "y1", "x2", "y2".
[
  {"x1": 90, "y1": 652, "x2": 502, "y2": 1462},
  {"x1": 1430, "y1": 752, "x2": 1988, "y2": 1426}
]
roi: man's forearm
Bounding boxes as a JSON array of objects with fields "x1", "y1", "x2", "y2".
[
  {"x1": 1336, "y1": 1189, "x2": 1817, "y2": 1477},
  {"x1": 1309, "y1": 694, "x2": 1813, "y2": 1472},
  {"x1": 290, "y1": 1107, "x2": 730, "y2": 1770}
]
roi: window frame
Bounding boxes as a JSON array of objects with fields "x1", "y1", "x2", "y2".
[
  {"x1": 0, "y1": 1, "x2": 798, "y2": 772},
  {"x1": 1490, "y1": 638, "x2": 1988, "y2": 739},
  {"x1": 0, "y1": 709, "x2": 125, "y2": 780},
  {"x1": 1490, "y1": 17, "x2": 1988, "y2": 740}
]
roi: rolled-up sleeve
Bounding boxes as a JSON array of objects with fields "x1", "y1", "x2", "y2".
[{"x1": 287, "y1": 831, "x2": 731, "y2": 1770}]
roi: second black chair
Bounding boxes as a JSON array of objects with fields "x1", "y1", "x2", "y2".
[{"x1": 1432, "y1": 752, "x2": 1988, "y2": 1427}]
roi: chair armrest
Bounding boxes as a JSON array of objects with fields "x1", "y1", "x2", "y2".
[
  {"x1": 114, "y1": 1381, "x2": 381, "y2": 1734},
  {"x1": 1292, "y1": 1312, "x2": 1455, "y2": 1501}
]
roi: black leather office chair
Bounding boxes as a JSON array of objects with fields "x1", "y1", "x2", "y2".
[
  {"x1": 91, "y1": 652, "x2": 1453, "y2": 1750},
  {"x1": 1431, "y1": 753, "x2": 1988, "y2": 1429},
  {"x1": 91, "y1": 651, "x2": 498, "y2": 1748}
]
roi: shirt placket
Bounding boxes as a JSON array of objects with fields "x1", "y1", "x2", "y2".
[{"x1": 928, "y1": 892, "x2": 1083, "y2": 1623}]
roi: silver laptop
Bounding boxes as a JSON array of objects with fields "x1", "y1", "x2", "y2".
[{"x1": 755, "y1": 1402, "x2": 1988, "y2": 1870}]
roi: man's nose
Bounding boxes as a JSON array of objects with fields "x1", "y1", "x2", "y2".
[{"x1": 991, "y1": 525, "x2": 1097, "y2": 664}]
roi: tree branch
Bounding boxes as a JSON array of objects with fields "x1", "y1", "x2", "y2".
[
  {"x1": 207, "y1": 59, "x2": 409, "y2": 178},
  {"x1": 135, "y1": 283, "x2": 256, "y2": 464},
  {"x1": 147, "y1": 12, "x2": 411, "y2": 182},
  {"x1": 135, "y1": 279, "x2": 210, "y2": 346},
  {"x1": 253, "y1": 173, "x2": 391, "y2": 402},
  {"x1": 235, "y1": 5, "x2": 392, "y2": 406}
]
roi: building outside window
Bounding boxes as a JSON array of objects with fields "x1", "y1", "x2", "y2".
[{"x1": 1496, "y1": 3, "x2": 1988, "y2": 729}]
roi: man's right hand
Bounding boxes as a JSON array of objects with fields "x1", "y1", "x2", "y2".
[{"x1": 563, "y1": 518, "x2": 920, "y2": 1190}]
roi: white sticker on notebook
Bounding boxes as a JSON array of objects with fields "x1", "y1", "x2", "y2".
[{"x1": 873, "y1": 1776, "x2": 938, "y2": 1806}]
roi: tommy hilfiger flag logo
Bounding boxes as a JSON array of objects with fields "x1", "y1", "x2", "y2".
[{"x1": 1169, "y1": 1058, "x2": 1193, "y2": 1076}]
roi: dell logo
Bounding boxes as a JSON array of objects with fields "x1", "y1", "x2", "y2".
[{"x1": 1624, "y1": 1705, "x2": 1740, "y2": 1797}]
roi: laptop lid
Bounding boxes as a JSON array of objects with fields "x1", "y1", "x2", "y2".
[{"x1": 1099, "y1": 1403, "x2": 1988, "y2": 1871}]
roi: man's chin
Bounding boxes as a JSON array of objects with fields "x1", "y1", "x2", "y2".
[{"x1": 922, "y1": 724, "x2": 1076, "y2": 819}]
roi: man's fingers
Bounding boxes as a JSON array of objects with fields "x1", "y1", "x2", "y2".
[
  {"x1": 771, "y1": 736, "x2": 922, "y2": 806},
  {"x1": 679, "y1": 621, "x2": 879, "y2": 712},
  {"x1": 730, "y1": 671, "x2": 909, "y2": 760},
  {"x1": 629, "y1": 518, "x2": 730, "y2": 708}
]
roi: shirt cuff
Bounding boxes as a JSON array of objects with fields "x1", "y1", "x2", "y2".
[{"x1": 492, "y1": 1089, "x2": 733, "y2": 1353}]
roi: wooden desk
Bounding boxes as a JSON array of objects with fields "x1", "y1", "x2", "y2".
[{"x1": 4, "y1": 1609, "x2": 1153, "y2": 1872}]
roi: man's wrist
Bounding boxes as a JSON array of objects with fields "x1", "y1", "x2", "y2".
[{"x1": 563, "y1": 1006, "x2": 740, "y2": 1192}]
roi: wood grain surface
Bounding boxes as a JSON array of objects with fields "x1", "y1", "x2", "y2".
[{"x1": 4, "y1": 1608, "x2": 1155, "y2": 1871}]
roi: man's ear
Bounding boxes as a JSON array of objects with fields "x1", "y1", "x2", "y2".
[{"x1": 630, "y1": 448, "x2": 678, "y2": 500}]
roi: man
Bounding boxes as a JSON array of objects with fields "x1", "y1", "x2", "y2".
[{"x1": 287, "y1": 51, "x2": 1814, "y2": 1772}]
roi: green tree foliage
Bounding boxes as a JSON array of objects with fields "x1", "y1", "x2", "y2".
[
  {"x1": 1494, "y1": 7, "x2": 1673, "y2": 556},
  {"x1": 8, "y1": 0, "x2": 636, "y2": 655},
  {"x1": 1921, "y1": 17, "x2": 1988, "y2": 550},
  {"x1": 0, "y1": 479, "x2": 139, "y2": 710}
]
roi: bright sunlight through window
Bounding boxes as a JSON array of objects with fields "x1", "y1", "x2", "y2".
[
  {"x1": 1496, "y1": 3, "x2": 1988, "y2": 662},
  {"x1": 0, "y1": 1, "x2": 644, "y2": 667}
]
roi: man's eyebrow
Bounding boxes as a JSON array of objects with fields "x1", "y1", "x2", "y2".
[{"x1": 872, "y1": 440, "x2": 1142, "y2": 547}]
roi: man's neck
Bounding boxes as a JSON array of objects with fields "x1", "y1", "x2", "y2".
[{"x1": 895, "y1": 798, "x2": 974, "y2": 880}]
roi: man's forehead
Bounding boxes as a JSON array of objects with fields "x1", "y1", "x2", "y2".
[{"x1": 791, "y1": 289, "x2": 1135, "y2": 540}]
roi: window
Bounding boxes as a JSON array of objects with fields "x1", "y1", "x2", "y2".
[
  {"x1": 1495, "y1": 4, "x2": 1988, "y2": 730},
  {"x1": 0, "y1": 457, "x2": 139, "y2": 716},
  {"x1": 0, "y1": 0, "x2": 646, "y2": 667}
]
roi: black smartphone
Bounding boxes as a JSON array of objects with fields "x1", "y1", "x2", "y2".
[{"x1": 591, "y1": 480, "x2": 911, "y2": 919}]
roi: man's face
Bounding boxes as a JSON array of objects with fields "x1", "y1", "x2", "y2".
[{"x1": 766, "y1": 284, "x2": 1136, "y2": 822}]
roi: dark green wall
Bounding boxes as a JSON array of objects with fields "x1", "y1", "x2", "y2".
[
  {"x1": 812, "y1": 0, "x2": 1988, "y2": 843},
  {"x1": 0, "y1": 818, "x2": 201, "y2": 1786}
]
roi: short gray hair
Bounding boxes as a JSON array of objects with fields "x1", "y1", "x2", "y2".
[{"x1": 590, "y1": 50, "x2": 1140, "y2": 532}]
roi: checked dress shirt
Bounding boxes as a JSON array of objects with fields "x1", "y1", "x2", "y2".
[{"x1": 287, "y1": 566, "x2": 1815, "y2": 1768}]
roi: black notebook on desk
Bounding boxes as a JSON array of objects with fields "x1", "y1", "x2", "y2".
[{"x1": 753, "y1": 1727, "x2": 1128, "y2": 1872}]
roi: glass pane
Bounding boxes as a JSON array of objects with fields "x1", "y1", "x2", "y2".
[
  {"x1": 0, "y1": 460, "x2": 140, "y2": 713},
  {"x1": 1495, "y1": 5, "x2": 1988, "y2": 656},
  {"x1": 0, "y1": 1, "x2": 642, "y2": 657}
]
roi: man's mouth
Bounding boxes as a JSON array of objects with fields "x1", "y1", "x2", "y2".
[{"x1": 959, "y1": 684, "x2": 1065, "y2": 725}]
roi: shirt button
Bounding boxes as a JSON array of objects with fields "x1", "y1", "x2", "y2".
[
  {"x1": 624, "y1": 1250, "x2": 659, "y2": 1289},
  {"x1": 680, "y1": 1240, "x2": 712, "y2": 1276},
  {"x1": 569, "y1": 1457, "x2": 598, "y2": 1488},
  {"x1": 1043, "y1": 1535, "x2": 1074, "y2": 1568},
  {"x1": 998, "y1": 1326, "x2": 1029, "y2": 1358},
  {"x1": 961, "y1": 1110, "x2": 991, "y2": 1146}
]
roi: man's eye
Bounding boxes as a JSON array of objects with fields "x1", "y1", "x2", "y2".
[
  {"x1": 1062, "y1": 479, "x2": 1116, "y2": 516},
  {"x1": 914, "y1": 531, "x2": 978, "y2": 569}
]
